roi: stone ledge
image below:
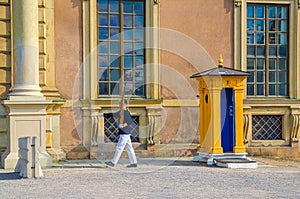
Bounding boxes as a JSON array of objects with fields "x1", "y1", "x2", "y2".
[{"x1": 247, "y1": 146, "x2": 299, "y2": 158}]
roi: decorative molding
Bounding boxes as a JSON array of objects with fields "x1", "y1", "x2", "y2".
[
  {"x1": 243, "y1": 114, "x2": 250, "y2": 144},
  {"x1": 234, "y1": 0, "x2": 242, "y2": 7},
  {"x1": 154, "y1": 0, "x2": 160, "y2": 4},
  {"x1": 291, "y1": 114, "x2": 300, "y2": 142}
]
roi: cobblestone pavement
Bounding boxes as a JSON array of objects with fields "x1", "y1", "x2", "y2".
[{"x1": 0, "y1": 157, "x2": 299, "y2": 199}]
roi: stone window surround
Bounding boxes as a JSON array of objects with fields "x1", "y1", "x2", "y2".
[
  {"x1": 234, "y1": 0, "x2": 300, "y2": 146},
  {"x1": 81, "y1": 0, "x2": 161, "y2": 153}
]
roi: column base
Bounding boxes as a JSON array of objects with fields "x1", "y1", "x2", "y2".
[
  {"x1": 234, "y1": 146, "x2": 247, "y2": 153},
  {"x1": 47, "y1": 148, "x2": 66, "y2": 163},
  {"x1": 209, "y1": 147, "x2": 224, "y2": 154},
  {"x1": 2, "y1": 100, "x2": 52, "y2": 170}
]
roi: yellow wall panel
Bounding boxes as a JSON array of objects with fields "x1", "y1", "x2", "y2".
[
  {"x1": 0, "y1": 37, "x2": 10, "y2": 52},
  {"x1": 0, "y1": 6, "x2": 9, "y2": 20},
  {"x1": 0, "y1": 53, "x2": 9, "y2": 67},
  {"x1": 0, "y1": 21, "x2": 10, "y2": 36}
]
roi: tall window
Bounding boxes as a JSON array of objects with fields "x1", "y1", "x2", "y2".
[
  {"x1": 98, "y1": 0, "x2": 145, "y2": 96},
  {"x1": 246, "y1": 4, "x2": 288, "y2": 97}
]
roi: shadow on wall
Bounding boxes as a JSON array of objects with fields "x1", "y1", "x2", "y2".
[{"x1": 224, "y1": 0, "x2": 233, "y2": 14}]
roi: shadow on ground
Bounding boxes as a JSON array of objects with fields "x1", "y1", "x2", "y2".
[{"x1": 0, "y1": 172, "x2": 21, "y2": 180}]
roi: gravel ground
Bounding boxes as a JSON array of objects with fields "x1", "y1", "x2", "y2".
[{"x1": 0, "y1": 157, "x2": 299, "y2": 199}]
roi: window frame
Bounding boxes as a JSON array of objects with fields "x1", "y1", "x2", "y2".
[
  {"x1": 83, "y1": 0, "x2": 160, "y2": 100},
  {"x1": 234, "y1": 0, "x2": 298, "y2": 99},
  {"x1": 246, "y1": 4, "x2": 289, "y2": 97},
  {"x1": 97, "y1": 0, "x2": 146, "y2": 97}
]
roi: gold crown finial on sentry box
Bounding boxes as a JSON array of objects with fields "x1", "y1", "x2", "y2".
[{"x1": 218, "y1": 54, "x2": 223, "y2": 67}]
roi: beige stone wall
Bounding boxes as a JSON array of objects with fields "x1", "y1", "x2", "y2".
[
  {"x1": 54, "y1": 0, "x2": 83, "y2": 146},
  {"x1": 53, "y1": 0, "x2": 234, "y2": 147},
  {"x1": 160, "y1": 107, "x2": 199, "y2": 144},
  {"x1": 55, "y1": 0, "x2": 82, "y2": 99},
  {"x1": 160, "y1": 0, "x2": 234, "y2": 71},
  {"x1": 159, "y1": 0, "x2": 234, "y2": 143}
]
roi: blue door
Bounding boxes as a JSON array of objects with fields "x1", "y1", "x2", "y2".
[{"x1": 220, "y1": 88, "x2": 235, "y2": 152}]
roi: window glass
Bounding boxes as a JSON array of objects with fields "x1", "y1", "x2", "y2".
[
  {"x1": 247, "y1": 4, "x2": 288, "y2": 97},
  {"x1": 98, "y1": 0, "x2": 145, "y2": 96}
]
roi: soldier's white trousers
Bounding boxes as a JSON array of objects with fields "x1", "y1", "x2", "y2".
[{"x1": 111, "y1": 134, "x2": 137, "y2": 165}]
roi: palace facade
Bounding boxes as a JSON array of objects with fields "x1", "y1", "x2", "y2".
[{"x1": 0, "y1": 0, "x2": 299, "y2": 168}]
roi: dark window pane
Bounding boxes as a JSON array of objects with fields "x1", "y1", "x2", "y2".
[
  {"x1": 99, "y1": 55, "x2": 108, "y2": 67},
  {"x1": 125, "y1": 83, "x2": 133, "y2": 95},
  {"x1": 134, "y1": 16, "x2": 144, "y2": 27},
  {"x1": 134, "y1": 29, "x2": 144, "y2": 41},
  {"x1": 125, "y1": 69, "x2": 133, "y2": 81},
  {"x1": 257, "y1": 84, "x2": 265, "y2": 95},
  {"x1": 135, "y1": 56, "x2": 144, "y2": 68},
  {"x1": 134, "y1": 84, "x2": 144, "y2": 96},
  {"x1": 247, "y1": 33, "x2": 254, "y2": 44},
  {"x1": 269, "y1": 46, "x2": 276, "y2": 57},
  {"x1": 268, "y1": 6, "x2": 276, "y2": 18},
  {"x1": 247, "y1": 20, "x2": 254, "y2": 31},
  {"x1": 279, "y1": 7, "x2": 288, "y2": 19},
  {"x1": 99, "y1": 14, "x2": 108, "y2": 26},
  {"x1": 110, "y1": 0, "x2": 119, "y2": 12},
  {"x1": 110, "y1": 69, "x2": 120, "y2": 81},
  {"x1": 110, "y1": 83, "x2": 119, "y2": 95},
  {"x1": 279, "y1": 20, "x2": 287, "y2": 32},
  {"x1": 124, "y1": 42, "x2": 133, "y2": 54},
  {"x1": 247, "y1": 46, "x2": 255, "y2": 56},
  {"x1": 269, "y1": 58, "x2": 276, "y2": 70},
  {"x1": 279, "y1": 71, "x2": 287, "y2": 83},
  {"x1": 247, "y1": 58, "x2": 254, "y2": 70},
  {"x1": 256, "y1": 6, "x2": 265, "y2": 18},
  {"x1": 124, "y1": 15, "x2": 133, "y2": 27},
  {"x1": 135, "y1": 70, "x2": 144, "y2": 83},
  {"x1": 134, "y1": 1, "x2": 144, "y2": 14},
  {"x1": 99, "y1": 83, "x2": 109, "y2": 95},
  {"x1": 256, "y1": 33, "x2": 265, "y2": 44},
  {"x1": 99, "y1": 42, "x2": 108, "y2": 54},
  {"x1": 247, "y1": 84, "x2": 254, "y2": 95},
  {"x1": 279, "y1": 84, "x2": 287, "y2": 96},
  {"x1": 99, "y1": 69, "x2": 108, "y2": 81},
  {"x1": 257, "y1": 46, "x2": 265, "y2": 56},
  {"x1": 257, "y1": 58, "x2": 265, "y2": 69},
  {"x1": 124, "y1": 30, "x2": 133, "y2": 40},
  {"x1": 269, "y1": 71, "x2": 276, "y2": 82},
  {"x1": 248, "y1": 72, "x2": 254, "y2": 83},
  {"x1": 269, "y1": 33, "x2": 277, "y2": 44},
  {"x1": 110, "y1": 28, "x2": 120, "y2": 40},
  {"x1": 269, "y1": 84, "x2": 276, "y2": 95},
  {"x1": 110, "y1": 56, "x2": 120, "y2": 68},
  {"x1": 98, "y1": 0, "x2": 108, "y2": 12},
  {"x1": 99, "y1": 28, "x2": 108, "y2": 40},
  {"x1": 269, "y1": 20, "x2": 276, "y2": 31},
  {"x1": 279, "y1": 46, "x2": 287, "y2": 58},
  {"x1": 110, "y1": 14, "x2": 119, "y2": 26},
  {"x1": 279, "y1": 59, "x2": 287, "y2": 70},
  {"x1": 247, "y1": 6, "x2": 254, "y2": 18},
  {"x1": 256, "y1": 20, "x2": 265, "y2": 31},
  {"x1": 110, "y1": 42, "x2": 120, "y2": 54},
  {"x1": 257, "y1": 71, "x2": 264, "y2": 82},
  {"x1": 123, "y1": 1, "x2": 133, "y2": 13},
  {"x1": 134, "y1": 42, "x2": 144, "y2": 55},
  {"x1": 124, "y1": 56, "x2": 133, "y2": 68},
  {"x1": 279, "y1": 33, "x2": 287, "y2": 45}
]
